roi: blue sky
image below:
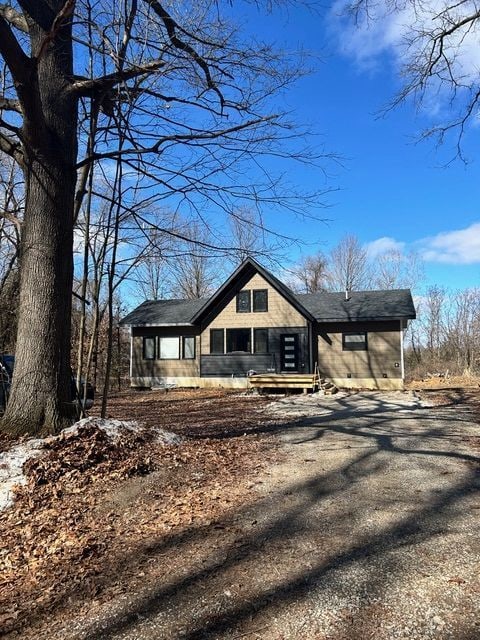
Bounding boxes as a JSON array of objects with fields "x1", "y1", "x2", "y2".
[{"x1": 229, "y1": 3, "x2": 480, "y2": 292}]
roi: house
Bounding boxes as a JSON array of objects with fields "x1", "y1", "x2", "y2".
[{"x1": 121, "y1": 257, "x2": 416, "y2": 391}]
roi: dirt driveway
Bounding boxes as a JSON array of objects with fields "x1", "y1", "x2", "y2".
[{"x1": 4, "y1": 390, "x2": 479, "y2": 640}]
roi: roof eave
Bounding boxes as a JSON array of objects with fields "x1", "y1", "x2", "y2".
[
  {"x1": 315, "y1": 314, "x2": 416, "y2": 323},
  {"x1": 120, "y1": 321, "x2": 196, "y2": 328}
]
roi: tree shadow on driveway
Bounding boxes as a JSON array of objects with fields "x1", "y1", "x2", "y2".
[{"x1": 66, "y1": 393, "x2": 480, "y2": 640}]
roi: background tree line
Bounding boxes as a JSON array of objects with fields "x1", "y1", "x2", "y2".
[{"x1": 2, "y1": 181, "x2": 478, "y2": 397}]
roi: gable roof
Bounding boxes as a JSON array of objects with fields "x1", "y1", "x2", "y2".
[
  {"x1": 189, "y1": 257, "x2": 315, "y2": 324},
  {"x1": 121, "y1": 258, "x2": 416, "y2": 327}
]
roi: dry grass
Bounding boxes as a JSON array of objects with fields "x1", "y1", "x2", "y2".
[{"x1": 406, "y1": 374, "x2": 480, "y2": 390}]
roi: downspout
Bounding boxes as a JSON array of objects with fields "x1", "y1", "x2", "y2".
[
  {"x1": 400, "y1": 319, "x2": 405, "y2": 382},
  {"x1": 129, "y1": 327, "x2": 133, "y2": 382},
  {"x1": 308, "y1": 320, "x2": 314, "y2": 374},
  {"x1": 199, "y1": 326, "x2": 203, "y2": 380}
]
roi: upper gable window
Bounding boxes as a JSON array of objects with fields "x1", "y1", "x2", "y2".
[
  {"x1": 253, "y1": 289, "x2": 268, "y2": 312},
  {"x1": 236, "y1": 290, "x2": 251, "y2": 313}
]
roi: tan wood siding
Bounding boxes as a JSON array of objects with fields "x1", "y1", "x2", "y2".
[
  {"x1": 201, "y1": 273, "x2": 307, "y2": 353},
  {"x1": 316, "y1": 321, "x2": 403, "y2": 380}
]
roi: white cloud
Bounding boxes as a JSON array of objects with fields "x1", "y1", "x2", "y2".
[
  {"x1": 417, "y1": 222, "x2": 480, "y2": 264},
  {"x1": 330, "y1": 0, "x2": 480, "y2": 113},
  {"x1": 365, "y1": 236, "x2": 405, "y2": 258},
  {"x1": 364, "y1": 222, "x2": 480, "y2": 265},
  {"x1": 332, "y1": 0, "x2": 480, "y2": 72}
]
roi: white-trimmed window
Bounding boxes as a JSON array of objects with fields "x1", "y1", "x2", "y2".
[
  {"x1": 182, "y1": 336, "x2": 195, "y2": 359},
  {"x1": 342, "y1": 332, "x2": 368, "y2": 351},
  {"x1": 159, "y1": 336, "x2": 180, "y2": 359},
  {"x1": 143, "y1": 337, "x2": 156, "y2": 360}
]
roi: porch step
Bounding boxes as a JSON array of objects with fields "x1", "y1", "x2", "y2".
[
  {"x1": 248, "y1": 373, "x2": 319, "y2": 391},
  {"x1": 320, "y1": 380, "x2": 338, "y2": 395}
]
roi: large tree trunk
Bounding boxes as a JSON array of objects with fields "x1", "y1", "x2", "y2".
[{"x1": 1, "y1": 10, "x2": 78, "y2": 436}]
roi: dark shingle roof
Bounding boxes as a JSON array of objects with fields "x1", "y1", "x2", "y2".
[
  {"x1": 121, "y1": 258, "x2": 416, "y2": 327},
  {"x1": 120, "y1": 298, "x2": 207, "y2": 326},
  {"x1": 121, "y1": 288, "x2": 415, "y2": 326},
  {"x1": 296, "y1": 289, "x2": 416, "y2": 321}
]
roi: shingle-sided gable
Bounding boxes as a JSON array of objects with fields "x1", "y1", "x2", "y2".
[
  {"x1": 190, "y1": 257, "x2": 315, "y2": 324},
  {"x1": 202, "y1": 271, "x2": 308, "y2": 334}
]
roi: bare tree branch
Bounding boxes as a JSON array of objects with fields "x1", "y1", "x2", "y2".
[
  {"x1": 345, "y1": 0, "x2": 480, "y2": 158},
  {"x1": 0, "y1": 131, "x2": 23, "y2": 165},
  {"x1": 76, "y1": 115, "x2": 277, "y2": 167},
  {"x1": 0, "y1": 209, "x2": 22, "y2": 229},
  {"x1": 143, "y1": 0, "x2": 227, "y2": 108},
  {"x1": 0, "y1": 15, "x2": 30, "y2": 85},
  {"x1": 0, "y1": 96, "x2": 22, "y2": 112},
  {"x1": 0, "y1": 3, "x2": 28, "y2": 32},
  {"x1": 37, "y1": 0, "x2": 76, "y2": 60},
  {"x1": 70, "y1": 59, "x2": 165, "y2": 95}
]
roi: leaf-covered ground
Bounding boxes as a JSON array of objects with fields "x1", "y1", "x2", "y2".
[
  {"x1": 0, "y1": 390, "x2": 280, "y2": 637},
  {"x1": 1, "y1": 387, "x2": 479, "y2": 640}
]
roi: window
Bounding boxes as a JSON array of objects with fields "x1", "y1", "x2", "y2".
[
  {"x1": 253, "y1": 289, "x2": 268, "y2": 312},
  {"x1": 254, "y1": 328, "x2": 268, "y2": 353},
  {"x1": 182, "y1": 336, "x2": 195, "y2": 359},
  {"x1": 236, "y1": 290, "x2": 251, "y2": 313},
  {"x1": 159, "y1": 336, "x2": 180, "y2": 359},
  {"x1": 210, "y1": 329, "x2": 224, "y2": 354},
  {"x1": 342, "y1": 332, "x2": 368, "y2": 351},
  {"x1": 226, "y1": 328, "x2": 251, "y2": 353},
  {"x1": 143, "y1": 337, "x2": 156, "y2": 360}
]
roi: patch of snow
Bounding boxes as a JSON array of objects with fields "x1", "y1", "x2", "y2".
[
  {"x1": 64, "y1": 417, "x2": 183, "y2": 444},
  {"x1": 151, "y1": 428, "x2": 183, "y2": 445},
  {"x1": 66, "y1": 416, "x2": 143, "y2": 440},
  {"x1": 0, "y1": 438, "x2": 44, "y2": 511},
  {"x1": 0, "y1": 417, "x2": 183, "y2": 512}
]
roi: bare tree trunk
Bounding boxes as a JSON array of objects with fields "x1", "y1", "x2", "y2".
[
  {"x1": 2, "y1": 163, "x2": 76, "y2": 435},
  {"x1": 100, "y1": 153, "x2": 123, "y2": 418},
  {"x1": 87, "y1": 305, "x2": 101, "y2": 393},
  {"x1": 116, "y1": 316, "x2": 122, "y2": 391},
  {"x1": 75, "y1": 106, "x2": 98, "y2": 403},
  {"x1": 1, "y1": 14, "x2": 77, "y2": 435},
  {"x1": 84, "y1": 298, "x2": 100, "y2": 403}
]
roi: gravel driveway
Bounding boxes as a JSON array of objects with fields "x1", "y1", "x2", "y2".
[
  {"x1": 40, "y1": 391, "x2": 480, "y2": 640},
  {"x1": 251, "y1": 391, "x2": 480, "y2": 639}
]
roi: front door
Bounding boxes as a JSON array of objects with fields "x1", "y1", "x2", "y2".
[{"x1": 280, "y1": 334, "x2": 299, "y2": 372}]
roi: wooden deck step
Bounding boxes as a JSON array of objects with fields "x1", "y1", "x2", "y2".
[
  {"x1": 248, "y1": 372, "x2": 339, "y2": 394},
  {"x1": 248, "y1": 373, "x2": 319, "y2": 390},
  {"x1": 320, "y1": 380, "x2": 338, "y2": 395}
]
